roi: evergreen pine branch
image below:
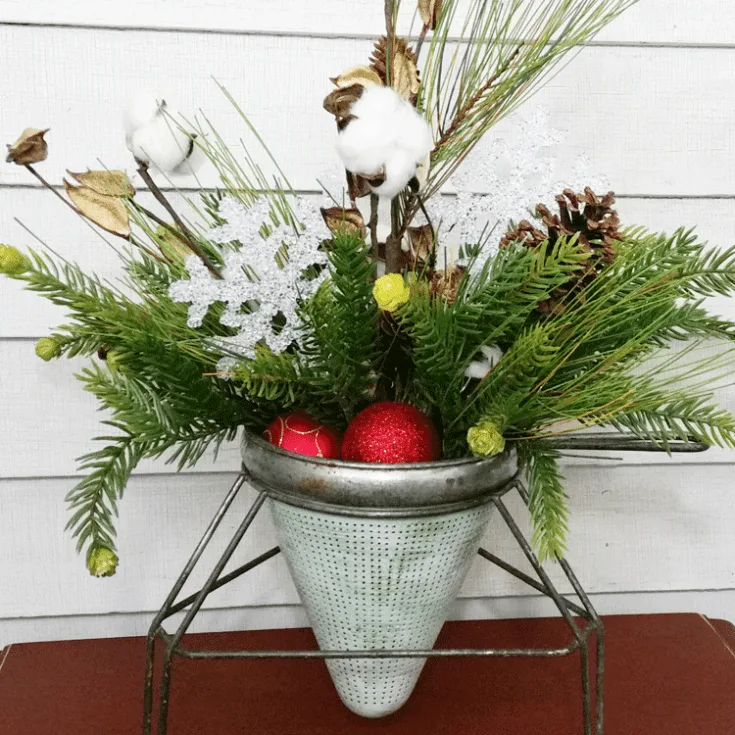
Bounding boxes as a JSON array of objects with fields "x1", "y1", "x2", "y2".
[
  {"x1": 422, "y1": 0, "x2": 638, "y2": 197},
  {"x1": 296, "y1": 229, "x2": 380, "y2": 424},
  {"x1": 399, "y1": 238, "x2": 588, "y2": 447},
  {"x1": 611, "y1": 394, "x2": 735, "y2": 450},
  {"x1": 65, "y1": 432, "x2": 148, "y2": 555},
  {"x1": 517, "y1": 440, "x2": 570, "y2": 562},
  {"x1": 236, "y1": 348, "x2": 303, "y2": 406},
  {"x1": 78, "y1": 361, "x2": 260, "y2": 464}
]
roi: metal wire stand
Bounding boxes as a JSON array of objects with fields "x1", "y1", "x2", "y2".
[{"x1": 143, "y1": 435, "x2": 707, "y2": 735}]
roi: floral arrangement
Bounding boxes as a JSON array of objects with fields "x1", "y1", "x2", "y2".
[{"x1": 3, "y1": 0, "x2": 735, "y2": 577}]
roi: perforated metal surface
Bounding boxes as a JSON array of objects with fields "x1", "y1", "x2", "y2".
[{"x1": 270, "y1": 499, "x2": 493, "y2": 717}]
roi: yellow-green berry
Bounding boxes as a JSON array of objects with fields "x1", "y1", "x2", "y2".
[
  {"x1": 372, "y1": 273, "x2": 410, "y2": 312},
  {"x1": 87, "y1": 546, "x2": 119, "y2": 578},
  {"x1": 0, "y1": 244, "x2": 28, "y2": 275},
  {"x1": 105, "y1": 350, "x2": 122, "y2": 375},
  {"x1": 35, "y1": 336, "x2": 62, "y2": 362},
  {"x1": 467, "y1": 420, "x2": 506, "y2": 457}
]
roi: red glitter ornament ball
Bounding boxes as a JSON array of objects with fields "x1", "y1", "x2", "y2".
[
  {"x1": 342, "y1": 401, "x2": 441, "y2": 464},
  {"x1": 264, "y1": 411, "x2": 342, "y2": 459}
]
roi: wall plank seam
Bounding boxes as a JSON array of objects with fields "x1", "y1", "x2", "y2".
[{"x1": 4, "y1": 20, "x2": 735, "y2": 49}]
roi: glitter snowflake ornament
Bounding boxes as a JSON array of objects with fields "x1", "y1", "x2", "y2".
[
  {"x1": 169, "y1": 196, "x2": 330, "y2": 358},
  {"x1": 425, "y1": 109, "x2": 609, "y2": 266}
]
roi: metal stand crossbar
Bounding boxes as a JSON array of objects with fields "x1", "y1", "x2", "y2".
[{"x1": 143, "y1": 473, "x2": 606, "y2": 735}]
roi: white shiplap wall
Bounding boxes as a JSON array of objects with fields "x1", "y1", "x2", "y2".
[{"x1": 1, "y1": 1, "x2": 734, "y2": 647}]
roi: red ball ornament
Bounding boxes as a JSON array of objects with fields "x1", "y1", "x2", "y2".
[
  {"x1": 264, "y1": 412, "x2": 342, "y2": 459},
  {"x1": 341, "y1": 401, "x2": 441, "y2": 464}
]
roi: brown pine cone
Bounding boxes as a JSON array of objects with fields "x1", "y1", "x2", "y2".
[{"x1": 500, "y1": 187, "x2": 621, "y2": 314}]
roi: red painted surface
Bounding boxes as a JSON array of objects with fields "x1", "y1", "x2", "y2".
[{"x1": 1, "y1": 614, "x2": 733, "y2": 734}]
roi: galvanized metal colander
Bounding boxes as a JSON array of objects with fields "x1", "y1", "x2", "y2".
[{"x1": 242, "y1": 434, "x2": 517, "y2": 718}]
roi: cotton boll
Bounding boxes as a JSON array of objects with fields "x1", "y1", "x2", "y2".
[
  {"x1": 464, "y1": 344, "x2": 504, "y2": 381},
  {"x1": 129, "y1": 115, "x2": 193, "y2": 172},
  {"x1": 465, "y1": 361, "x2": 492, "y2": 380},
  {"x1": 479, "y1": 345, "x2": 504, "y2": 366},
  {"x1": 350, "y1": 85, "x2": 402, "y2": 120},
  {"x1": 175, "y1": 139, "x2": 206, "y2": 176},
  {"x1": 373, "y1": 150, "x2": 417, "y2": 199},
  {"x1": 336, "y1": 85, "x2": 433, "y2": 199},
  {"x1": 123, "y1": 91, "x2": 164, "y2": 140},
  {"x1": 393, "y1": 103, "x2": 433, "y2": 162},
  {"x1": 337, "y1": 117, "x2": 393, "y2": 176}
]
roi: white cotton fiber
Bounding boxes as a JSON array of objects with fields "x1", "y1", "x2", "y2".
[
  {"x1": 374, "y1": 150, "x2": 416, "y2": 198},
  {"x1": 336, "y1": 86, "x2": 433, "y2": 199},
  {"x1": 129, "y1": 115, "x2": 192, "y2": 172},
  {"x1": 337, "y1": 117, "x2": 394, "y2": 176},
  {"x1": 123, "y1": 91, "x2": 192, "y2": 172},
  {"x1": 464, "y1": 344, "x2": 505, "y2": 381},
  {"x1": 351, "y1": 86, "x2": 402, "y2": 118},
  {"x1": 123, "y1": 91, "x2": 163, "y2": 141}
]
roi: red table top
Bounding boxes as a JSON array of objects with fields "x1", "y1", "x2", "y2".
[{"x1": 1, "y1": 613, "x2": 733, "y2": 734}]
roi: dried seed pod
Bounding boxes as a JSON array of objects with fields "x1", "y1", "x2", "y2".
[
  {"x1": 6, "y1": 128, "x2": 49, "y2": 165},
  {"x1": 64, "y1": 179, "x2": 131, "y2": 239},
  {"x1": 418, "y1": 0, "x2": 443, "y2": 29},
  {"x1": 320, "y1": 207, "x2": 367, "y2": 239}
]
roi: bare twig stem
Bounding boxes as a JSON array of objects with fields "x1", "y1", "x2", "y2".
[
  {"x1": 385, "y1": 198, "x2": 404, "y2": 273},
  {"x1": 136, "y1": 162, "x2": 221, "y2": 278},
  {"x1": 384, "y1": 0, "x2": 395, "y2": 39},
  {"x1": 414, "y1": 23, "x2": 429, "y2": 62},
  {"x1": 25, "y1": 165, "x2": 80, "y2": 216},
  {"x1": 384, "y1": 0, "x2": 395, "y2": 86},
  {"x1": 369, "y1": 194, "x2": 380, "y2": 264},
  {"x1": 132, "y1": 202, "x2": 197, "y2": 261}
]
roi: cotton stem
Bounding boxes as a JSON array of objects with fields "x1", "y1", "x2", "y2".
[{"x1": 136, "y1": 162, "x2": 221, "y2": 278}]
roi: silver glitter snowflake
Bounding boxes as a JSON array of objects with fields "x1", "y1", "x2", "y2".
[
  {"x1": 169, "y1": 195, "x2": 330, "y2": 358},
  {"x1": 425, "y1": 109, "x2": 609, "y2": 266}
]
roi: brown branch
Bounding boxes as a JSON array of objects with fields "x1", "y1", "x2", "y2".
[
  {"x1": 432, "y1": 42, "x2": 525, "y2": 154},
  {"x1": 25, "y1": 165, "x2": 81, "y2": 216},
  {"x1": 384, "y1": 198, "x2": 403, "y2": 274},
  {"x1": 385, "y1": 234, "x2": 403, "y2": 274},
  {"x1": 369, "y1": 194, "x2": 380, "y2": 264},
  {"x1": 384, "y1": 0, "x2": 395, "y2": 86},
  {"x1": 136, "y1": 162, "x2": 221, "y2": 278},
  {"x1": 414, "y1": 23, "x2": 429, "y2": 62},
  {"x1": 132, "y1": 202, "x2": 197, "y2": 262}
]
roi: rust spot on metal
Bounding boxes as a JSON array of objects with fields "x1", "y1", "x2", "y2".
[{"x1": 297, "y1": 477, "x2": 331, "y2": 496}]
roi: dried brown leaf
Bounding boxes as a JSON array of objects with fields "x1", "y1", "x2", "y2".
[
  {"x1": 407, "y1": 224, "x2": 435, "y2": 263},
  {"x1": 360, "y1": 167, "x2": 387, "y2": 187},
  {"x1": 431, "y1": 265, "x2": 465, "y2": 304},
  {"x1": 64, "y1": 180, "x2": 130, "y2": 238},
  {"x1": 418, "y1": 0, "x2": 442, "y2": 29},
  {"x1": 336, "y1": 114, "x2": 357, "y2": 132},
  {"x1": 66, "y1": 169, "x2": 135, "y2": 198},
  {"x1": 330, "y1": 66, "x2": 383, "y2": 90},
  {"x1": 320, "y1": 207, "x2": 367, "y2": 239},
  {"x1": 6, "y1": 128, "x2": 49, "y2": 165},
  {"x1": 323, "y1": 84, "x2": 364, "y2": 120},
  {"x1": 347, "y1": 172, "x2": 373, "y2": 200}
]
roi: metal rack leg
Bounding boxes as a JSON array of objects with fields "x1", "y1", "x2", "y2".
[
  {"x1": 156, "y1": 491, "x2": 267, "y2": 735},
  {"x1": 497, "y1": 481, "x2": 604, "y2": 735},
  {"x1": 143, "y1": 472, "x2": 261, "y2": 735},
  {"x1": 143, "y1": 475, "x2": 605, "y2": 735}
]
